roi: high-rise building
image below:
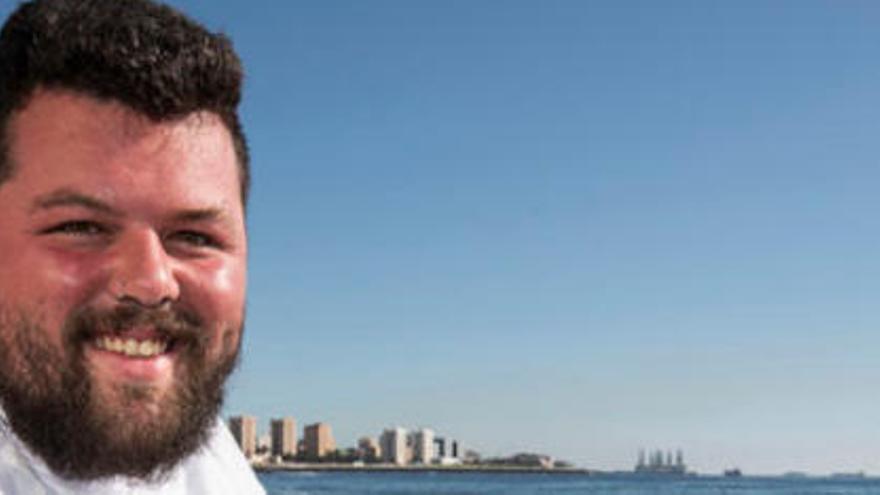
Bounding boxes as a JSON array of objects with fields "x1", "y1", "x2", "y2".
[
  {"x1": 412, "y1": 428, "x2": 435, "y2": 464},
  {"x1": 228, "y1": 415, "x2": 258, "y2": 459},
  {"x1": 270, "y1": 417, "x2": 297, "y2": 458},
  {"x1": 380, "y1": 427, "x2": 408, "y2": 465},
  {"x1": 303, "y1": 422, "x2": 336, "y2": 460}
]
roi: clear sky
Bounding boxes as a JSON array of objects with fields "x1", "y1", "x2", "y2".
[{"x1": 5, "y1": 0, "x2": 880, "y2": 476}]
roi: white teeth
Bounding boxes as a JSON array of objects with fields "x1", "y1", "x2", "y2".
[
  {"x1": 94, "y1": 336, "x2": 168, "y2": 358},
  {"x1": 124, "y1": 339, "x2": 137, "y2": 355},
  {"x1": 138, "y1": 341, "x2": 153, "y2": 356}
]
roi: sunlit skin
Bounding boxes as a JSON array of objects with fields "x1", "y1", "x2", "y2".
[{"x1": 0, "y1": 89, "x2": 247, "y2": 418}]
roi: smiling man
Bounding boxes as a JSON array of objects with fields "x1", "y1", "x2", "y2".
[{"x1": 0, "y1": 0, "x2": 264, "y2": 493}]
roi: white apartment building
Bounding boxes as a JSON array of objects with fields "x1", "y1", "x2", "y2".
[
  {"x1": 412, "y1": 428, "x2": 434, "y2": 464},
  {"x1": 380, "y1": 427, "x2": 408, "y2": 465}
]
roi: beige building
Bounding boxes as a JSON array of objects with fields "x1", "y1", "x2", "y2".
[
  {"x1": 303, "y1": 422, "x2": 336, "y2": 460},
  {"x1": 228, "y1": 415, "x2": 258, "y2": 459},
  {"x1": 270, "y1": 417, "x2": 297, "y2": 459},
  {"x1": 357, "y1": 436, "x2": 381, "y2": 461}
]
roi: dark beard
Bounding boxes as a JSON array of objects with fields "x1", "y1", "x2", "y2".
[{"x1": 0, "y1": 304, "x2": 240, "y2": 482}]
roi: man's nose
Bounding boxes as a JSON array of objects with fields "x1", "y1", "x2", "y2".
[{"x1": 109, "y1": 230, "x2": 181, "y2": 307}]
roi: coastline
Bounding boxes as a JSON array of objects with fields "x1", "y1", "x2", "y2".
[
  {"x1": 255, "y1": 466, "x2": 878, "y2": 481},
  {"x1": 255, "y1": 463, "x2": 593, "y2": 475}
]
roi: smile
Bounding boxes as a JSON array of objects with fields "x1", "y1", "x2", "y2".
[{"x1": 93, "y1": 336, "x2": 169, "y2": 358}]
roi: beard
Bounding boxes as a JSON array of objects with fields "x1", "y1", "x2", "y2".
[{"x1": 0, "y1": 302, "x2": 240, "y2": 482}]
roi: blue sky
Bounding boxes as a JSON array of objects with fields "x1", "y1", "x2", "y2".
[{"x1": 5, "y1": 0, "x2": 880, "y2": 475}]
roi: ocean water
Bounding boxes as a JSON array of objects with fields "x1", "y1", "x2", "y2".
[{"x1": 257, "y1": 471, "x2": 880, "y2": 495}]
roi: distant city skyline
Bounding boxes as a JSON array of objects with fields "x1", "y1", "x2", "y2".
[
  {"x1": 1, "y1": 0, "x2": 873, "y2": 475},
  {"x1": 226, "y1": 411, "x2": 868, "y2": 477},
  {"x1": 229, "y1": 414, "x2": 475, "y2": 467}
]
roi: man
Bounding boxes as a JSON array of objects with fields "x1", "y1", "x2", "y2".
[{"x1": 0, "y1": 0, "x2": 264, "y2": 493}]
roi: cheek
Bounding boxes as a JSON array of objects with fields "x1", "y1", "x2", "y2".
[
  {"x1": 0, "y1": 248, "x2": 107, "y2": 350},
  {"x1": 9, "y1": 248, "x2": 107, "y2": 318},
  {"x1": 179, "y1": 257, "x2": 246, "y2": 341},
  {"x1": 44, "y1": 249, "x2": 109, "y2": 292}
]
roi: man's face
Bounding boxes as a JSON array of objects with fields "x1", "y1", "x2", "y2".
[{"x1": 0, "y1": 90, "x2": 247, "y2": 480}]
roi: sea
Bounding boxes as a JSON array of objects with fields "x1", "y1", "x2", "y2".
[{"x1": 257, "y1": 471, "x2": 880, "y2": 495}]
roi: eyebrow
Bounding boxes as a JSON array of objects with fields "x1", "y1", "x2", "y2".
[
  {"x1": 31, "y1": 189, "x2": 119, "y2": 215},
  {"x1": 31, "y1": 189, "x2": 233, "y2": 226},
  {"x1": 172, "y1": 208, "x2": 227, "y2": 224}
]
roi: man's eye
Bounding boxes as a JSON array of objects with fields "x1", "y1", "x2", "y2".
[
  {"x1": 170, "y1": 231, "x2": 219, "y2": 248},
  {"x1": 42, "y1": 221, "x2": 106, "y2": 236}
]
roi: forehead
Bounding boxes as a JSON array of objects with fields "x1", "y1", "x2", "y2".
[{"x1": 4, "y1": 90, "x2": 242, "y2": 217}]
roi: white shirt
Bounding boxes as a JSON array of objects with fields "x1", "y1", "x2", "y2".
[{"x1": 0, "y1": 411, "x2": 266, "y2": 495}]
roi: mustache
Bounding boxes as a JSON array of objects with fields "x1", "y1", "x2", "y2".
[{"x1": 65, "y1": 304, "x2": 205, "y2": 348}]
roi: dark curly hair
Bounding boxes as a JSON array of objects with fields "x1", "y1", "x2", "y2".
[{"x1": 0, "y1": 0, "x2": 249, "y2": 206}]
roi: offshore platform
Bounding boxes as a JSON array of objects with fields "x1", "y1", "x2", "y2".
[{"x1": 634, "y1": 449, "x2": 686, "y2": 475}]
